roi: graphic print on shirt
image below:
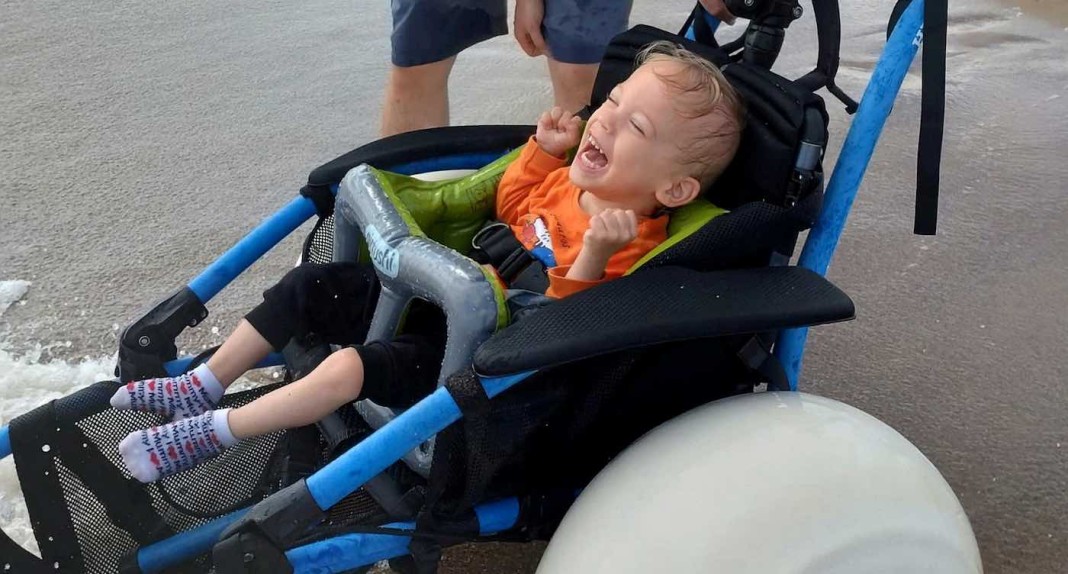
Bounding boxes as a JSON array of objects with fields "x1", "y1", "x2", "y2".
[{"x1": 518, "y1": 215, "x2": 558, "y2": 268}]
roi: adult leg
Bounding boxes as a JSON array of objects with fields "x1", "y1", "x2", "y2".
[
  {"x1": 545, "y1": 59, "x2": 599, "y2": 113},
  {"x1": 382, "y1": 0, "x2": 508, "y2": 136},
  {"x1": 541, "y1": 0, "x2": 633, "y2": 110},
  {"x1": 380, "y1": 58, "x2": 456, "y2": 137}
]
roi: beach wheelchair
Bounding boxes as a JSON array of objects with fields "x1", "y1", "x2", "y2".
[{"x1": 0, "y1": 1, "x2": 980, "y2": 572}]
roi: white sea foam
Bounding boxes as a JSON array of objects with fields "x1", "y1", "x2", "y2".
[
  {"x1": 0, "y1": 280, "x2": 279, "y2": 556},
  {"x1": 0, "y1": 281, "x2": 116, "y2": 555},
  {"x1": 0, "y1": 280, "x2": 31, "y2": 316}
]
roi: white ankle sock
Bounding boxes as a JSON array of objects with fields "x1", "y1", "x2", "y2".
[
  {"x1": 118, "y1": 408, "x2": 237, "y2": 483},
  {"x1": 110, "y1": 363, "x2": 225, "y2": 420}
]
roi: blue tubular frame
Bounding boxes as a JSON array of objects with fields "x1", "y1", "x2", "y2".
[
  {"x1": 136, "y1": 511, "x2": 248, "y2": 573},
  {"x1": 775, "y1": 0, "x2": 927, "y2": 389},
  {"x1": 388, "y1": 152, "x2": 510, "y2": 176},
  {"x1": 683, "y1": 8, "x2": 721, "y2": 40},
  {"x1": 163, "y1": 353, "x2": 286, "y2": 377},
  {"x1": 188, "y1": 196, "x2": 319, "y2": 303},
  {"x1": 132, "y1": 372, "x2": 534, "y2": 573},
  {"x1": 307, "y1": 372, "x2": 532, "y2": 508},
  {"x1": 178, "y1": 151, "x2": 505, "y2": 310},
  {"x1": 0, "y1": 427, "x2": 10, "y2": 459},
  {"x1": 285, "y1": 498, "x2": 521, "y2": 573}
]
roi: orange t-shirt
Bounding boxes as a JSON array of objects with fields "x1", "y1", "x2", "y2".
[{"x1": 497, "y1": 137, "x2": 668, "y2": 299}]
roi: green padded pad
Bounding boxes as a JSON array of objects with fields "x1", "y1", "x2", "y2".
[
  {"x1": 627, "y1": 199, "x2": 728, "y2": 273},
  {"x1": 369, "y1": 148, "x2": 523, "y2": 253}
]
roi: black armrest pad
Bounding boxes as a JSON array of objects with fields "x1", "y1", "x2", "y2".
[
  {"x1": 307, "y1": 125, "x2": 535, "y2": 186},
  {"x1": 474, "y1": 266, "x2": 854, "y2": 376}
]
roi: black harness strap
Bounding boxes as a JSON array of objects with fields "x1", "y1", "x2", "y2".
[
  {"x1": 738, "y1": 333, "x2": 792, "y2": 391},
  {"x1": 299, "y1": 183, "x2": 335, "y2": 218},
  {"x1": 889, "y1": 0, "x2": 948, "y2": 235},
  {"x1": 915, "y1": 0, "x2": 947, "y2": 235},
  {"x1": 469, "y1": 223, "x2": 550, "y2": 293}
]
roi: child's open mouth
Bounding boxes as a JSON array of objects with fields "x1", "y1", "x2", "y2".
[{"x1": 578, "y1": 134, "x2": 609, "y2": 171}]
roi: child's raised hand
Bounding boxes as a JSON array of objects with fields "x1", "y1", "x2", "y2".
[
  {"x1": 536, "y1": 107, "x2": 582, "y2": 159},
  {"x1": 583, "y1": 209, "x2": 639, "y2": 259}
]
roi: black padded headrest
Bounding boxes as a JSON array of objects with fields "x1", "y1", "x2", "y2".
[{"x1": 590, "y1": 25, "x2": 829, "y2": 210}]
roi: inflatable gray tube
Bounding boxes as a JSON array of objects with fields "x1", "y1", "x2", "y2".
[{"x1": 333, "y1": 164, "x2": 504, "y2": 475}]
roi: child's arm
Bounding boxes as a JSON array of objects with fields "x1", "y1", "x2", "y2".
[
  {"x1": 545, "y1": 209, "x2": 645, "y2": 298},
  {"x1": 566, "y1": 209, "x2": 639, "y2": 282},
  {"x1": 497, "y1": 108, "x2": 582, "y2": 225}
]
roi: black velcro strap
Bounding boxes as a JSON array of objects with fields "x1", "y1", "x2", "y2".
[
  {"x1": 445, "y1": 369, "x2": 492, "y2": 418},
  {"x1": 299, "y1": 183, "x2": 335, "y2": 218},
  {"x1": 915, "y1": 0, "x2": 947, "y2": 235},
  {"x1": 685, "y1": 3, "x2": 719, "y2": 47},
  {"x1": 737, "y1": 334, "x2": 791, "y2": 392}
]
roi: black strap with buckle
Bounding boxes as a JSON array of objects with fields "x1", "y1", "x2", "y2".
[{"x1": 469, "y1": 223, "x2": 551, "y2": 293}]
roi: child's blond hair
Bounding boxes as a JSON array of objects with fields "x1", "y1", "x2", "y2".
[{"x1": 636, "y1": 41, "x2": 747, "y2": 187}]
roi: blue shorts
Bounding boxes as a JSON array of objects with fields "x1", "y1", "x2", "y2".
[{"x1": 391, "y1": 0, "x2": 633, "y2": 67}]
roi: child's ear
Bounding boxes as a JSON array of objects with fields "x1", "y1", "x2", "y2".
[{"x1": 656, "y1": 177, "x2": 701, "y2": 208}]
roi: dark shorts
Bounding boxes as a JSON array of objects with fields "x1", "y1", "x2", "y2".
[{"x1": 390, "y1": 0, "x2": 633, "y2": 67}]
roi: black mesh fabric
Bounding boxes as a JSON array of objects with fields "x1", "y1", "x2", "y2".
[
  {"x1": 302, "y1": 214, "x2": 335, "y2": 265},
  {"x1": 426, "y1": 340, "x2": 757, "y2": 537},
  {"x1": 4, "y1": 380, "x2": 387, "y2": 573},
  {"x1": 644, "y1": 193, "x2": 822, "y2": 272}
]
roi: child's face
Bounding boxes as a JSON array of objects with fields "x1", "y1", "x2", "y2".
[{"x1": 570, "y1": 61, "x2": 703, "y2": 213}]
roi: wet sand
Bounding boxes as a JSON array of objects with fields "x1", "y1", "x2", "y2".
[
  {"x1": 1008, "y1": 0, "x2": 1068, "y2": 25},
  {"x1": 3, "y1": 0, "x2": 1068, "y2": 572}
]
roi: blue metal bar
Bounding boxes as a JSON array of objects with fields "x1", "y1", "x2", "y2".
[
  {"x1": 474, "y1": 497, "x2": 521, "y2": 535},
  {"x1": 775, "y1": 0, "x2": 927, "y2": 389},
  {"x1": 185, "y1": 150, "x2": 507, "y2": 304},
  {"x1": 306, "y1": 371, "x2": 536, "y2": 509},
  {"x1": 287, "y1": 520, "x2": 414, "y2": 574},
  {"x1": 132, "y1": 371, "x2": 535, "y2": 571},
  {"x1": 684, "y1": 6, "x2": 721, "y2": 40},
  {"x1": 0, "y1": 426, "x2": 10, "y2": 459},
  {"x1": 188, "y1": 196, "x2": 318, "y2": 303},
  {"x1": 286, "y1": 498, "x2": 521, "y2": 573},
  {"x1": 137, "y1": 509, "x2": 248, "y2": 573},
  {"x1": 386, "y1": 152, "x2": 511, "y2": 176},
  {"x1": 163, "y1": 352, "x2": 286, "y2": 377}
]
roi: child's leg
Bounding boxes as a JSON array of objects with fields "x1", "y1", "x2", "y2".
[
  {"x1": 119, "y1": 330, "x2": 445, "y2": 482},
  {"x1": 109, "y1": 320, "x2": 270, "y2": 420},
  {"x1": 226, "y1": 347, "x2": 366, "y2": 438},
  {"x1": 118, "y1": 347, "x2": 367, "y2": 482},
  {"x1": 204, "y1": 319, "x2": 275, "y2": 389},
  {"x1": 111, "y1": 262, "x2": 379, "y2": 419}
]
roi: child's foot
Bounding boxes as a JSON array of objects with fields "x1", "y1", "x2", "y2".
[
  {"x1": 118, "y1": 409, "x2": 237, "y2": 483},
  {"x1": 110, "y1": 364, "x2": 224, "y2": 420}
]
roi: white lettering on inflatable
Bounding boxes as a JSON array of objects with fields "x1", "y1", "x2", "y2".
[{"x1": 365, "y1": 225, "x2": 400, "y2": 278}]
